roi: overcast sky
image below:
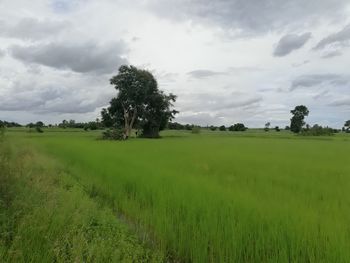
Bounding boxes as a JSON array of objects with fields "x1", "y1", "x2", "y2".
[{"x1": 0, "y1": 0, "x2": 350, "y2": 127}]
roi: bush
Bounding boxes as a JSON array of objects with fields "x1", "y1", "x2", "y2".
[
  {"x1": 35, "y1": 126, "x2": 44, "y2": 133},
  {"x1": 300, "y1": 125, "x2": 334, "y2": 136},
  {"x1": 275, "y1": 126, "x2": 280, "y2": 132},
  {"x1": 102, "y1": 129, "x2": 125, "y2": 140},
  {"x1": 192, "y1": 126, "x2": 201, "y2": 134},
  {"x1": 209, "y1": 126, "x2": 217, "y2": 131}
]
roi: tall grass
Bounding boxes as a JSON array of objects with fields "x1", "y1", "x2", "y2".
[
  {"x1": 0, "y1": 137, "x2": 162, "y2": 262},
  {"x1": 6, "y1": 130, "x2": 350, "y2": 262}
]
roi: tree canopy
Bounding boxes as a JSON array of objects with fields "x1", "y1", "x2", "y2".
[
  {"x1": 102, "y1": 65, "x2": 178, "y2": 139},
  {"x1": 229, "y1": 123, "x2": 247, "y2": 131},
  {"x1": 290, "y1": 105, "x2": 309, "y2": 133}
]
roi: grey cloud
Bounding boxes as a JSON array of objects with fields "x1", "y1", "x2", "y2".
[
  {"x1": 0, "y1": 17, "x2": 69, "y2": 40},
  {"x1": 187, "y1": 70, "x2": 226, "y2": 79},
  {"x1": 178, "y1": 92, "x2": 262, "y2": 112},
  {"x1": 314, "y1": 24, "x2": 350, "y2": 50},
  {"x1": 0, "y1": 83, "x2": 111, "y2": 114},
  {"x1": 273, "y1": 33, "x2": 312, "y2": 57},
  {"x1": 290, "y1": 74, "x2": 349, "y2": 91},
  {"x1": 187, "y1": 67, "x2": 261, "y2": 79},
  {"x1": 0, "y1": 49, "x2": 5, "y2": 58},
  {"x1": 328, "y1": 97, "x2": 350, "y2": 107},
  {"x1": 147, "y1": 0, "x2": 349, "y2": 35},
  {"x1": 292, "y1": 60, "x2": 310, "y2": 67},
  {"x1": 9, "y1": 41, "x2": 127, "y2": 74}
]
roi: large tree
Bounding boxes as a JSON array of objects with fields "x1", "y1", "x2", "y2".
[
  {"x1": 290, "y1": 105, "x2": 309, "y2": 133},
  {"x1": 102, "y1": 65, "x2": 177, "y2": 139}
]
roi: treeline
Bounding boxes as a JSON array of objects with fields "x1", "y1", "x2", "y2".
[
  {"x1": 168, "y1": 122, "x2": 248, "y2": 131},
  {"x1": 25, "y1": 119, "x2": 104, "y2": 131},
  {"x1": 0, "y1": 120, "x2": 22, "y2": 127}
]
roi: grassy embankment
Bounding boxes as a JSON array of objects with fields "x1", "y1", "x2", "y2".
[{"x1": 0, "y1": 132, "x2": 162, "y2": 262}]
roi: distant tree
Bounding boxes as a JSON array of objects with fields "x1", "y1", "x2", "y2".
[
  {"x1": 0, "y1": 120, "x2": 21, "y2": 128},
  {"x1": 285, "y1": 126, "x2": 290, "y2": 130},
  {"x1": 275, "y1": 126, "x2": 280, "y2": 132},
  {"x1": 102, "y1": 65, "x2": 177, "y2": 139},
  {"x1": 168, "y1": 122, "x2": 185, "y2": 130},
  {"x1": 59, "y1": 120, "x2": 69, "y2": 129},
  {"x1": 344, "y1": 120, "x2": 350, "y2": 133},
  {"x1": 69, "y1": 120, "x2": 76, "y2": 127},
  {"x1": 209, "y1": 125, "x2": 217, "y2": 131},
  {"x1": 264, "y1": 122, "x2": 271, "y2": 132},
  {"x1": 229, "y1": 123, "x2": 247, "y2": 131},
  {"x1": 36, "y1": 121, "x2": 44, "y2": 128},
  {"x1": 219, "y1": 125, "x2": 226, "y2": 131},
  {"x1": 290, "y1": 105, "x2": 309, "y2": 133},
  {"x1": 185, "y1": 124, "x2": 193, "y2": 131},
  {"x1": 27, "y1": 123, "x2": 35, "y2": 128}
]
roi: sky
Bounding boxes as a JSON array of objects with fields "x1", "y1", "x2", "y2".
[{"x1": 0, "y1": 0, "x2": 350, "y2": 128}]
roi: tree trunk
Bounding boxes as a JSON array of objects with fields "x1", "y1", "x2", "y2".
[{"x1": 122, "y1": 107, "x2": 137, "y2": 140}]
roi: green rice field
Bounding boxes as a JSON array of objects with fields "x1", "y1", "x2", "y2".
[{"x1": 1, "y1": 129, "x2": 350, "y2": 262}]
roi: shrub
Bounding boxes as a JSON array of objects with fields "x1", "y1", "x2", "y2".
[
  {"x1": 192, "y1": 126, "x2": 201, "y2": 134},
  {"x1": 209, "y1": 126, "x2": 217, "y2": 131},
  {"x1": 275, "y1": 126, "x2": 280, "y2": 132},
  {"x1": 35, "y1": 126, "x2": 44, "y2": 133},
  {"x1": 300, "y1": 125, "x2": 334, "y2": 136},
  {"x1": 102, "y1": 129, "x2": 125, "y2": 140}
]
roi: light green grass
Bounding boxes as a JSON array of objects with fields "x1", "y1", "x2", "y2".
[
  {"x1": 0, "y1": 136, "x2": 162, "y2": 262},
  {"x1": 3, "y1": 129, "x2": 350, "y2": 262}
]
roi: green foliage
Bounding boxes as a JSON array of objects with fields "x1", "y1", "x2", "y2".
[
  {"x1": 102, "y1": 65, "x2": 177, "y2": 138},
  {"x1": 219, "y1": 125, "x2": 226, "y2": 131},
  {"x1": 0, "y1": 120, "x2": 21, "y2": 128},
  {"x1": 35, "y1": 121, "x2": 44, "y2": 128},
  {"x1": 168, "y1": 122, "x2": 187, "y2": 130},
  {"x1": 102, "y1": 128, "x2": 125, "y2": 140},
  {"x1": 35, "y1": 126, "x2": 44, "y2": 133},
  {"x1": 229, "y1": 123, "x2": 247, "y2": 131},
  {"x1": 290, "y1": 105, "x2": 309, "y2": 133},
  {"x1": 300, "y1": 124, "x2": 335, "y2": 136},
  {"x1": 275, "y1": 126, "x2": 280, "y2": 132},
  {"x1": 264, "y1": 122, "x2": 271, "y2": 131},
  {"x1": 344, "y1": 120, "x2": 350, "y2": 133},
  {"x1": 209, "y1": 125, "x2": 217, "y2": 131},
  {"x1": 191, "y1": 126, "x2": 201, "y2": 134}
]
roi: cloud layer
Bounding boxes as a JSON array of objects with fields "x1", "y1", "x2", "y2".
[
  {"x1": 10, "y1": 41, "x2": 127, "y2": 74},
  {"x1": 0, "y1": 0, "x2": 350, "y2": 127}
]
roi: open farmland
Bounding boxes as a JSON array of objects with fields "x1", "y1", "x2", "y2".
[{"x1": 1, "y1": 129, "x2": 350, "y2": 262}]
